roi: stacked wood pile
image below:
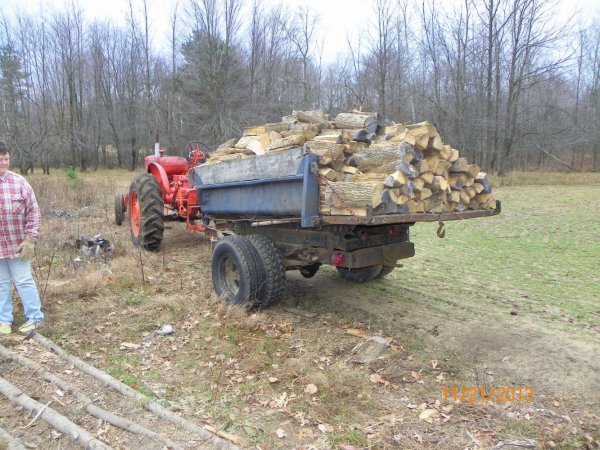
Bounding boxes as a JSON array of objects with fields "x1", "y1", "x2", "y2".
[{"x1": 208, "y1": 110, "x2": 496, "y2": 217}]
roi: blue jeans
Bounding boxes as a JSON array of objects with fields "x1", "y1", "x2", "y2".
[{"x1": 0, "y1": 258, "x2": 44, "y2": 324}]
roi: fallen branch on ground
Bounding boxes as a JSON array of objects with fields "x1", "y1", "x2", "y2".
[
  {"x1": 0, "y1": 344, "x2": 182, "y2": 450},
  {"x1": 0, "y1": 377, "x2": 113, "y2": 450},
  {"x1": 32, "y1": 332, "x2": 242, "y2": 450}
]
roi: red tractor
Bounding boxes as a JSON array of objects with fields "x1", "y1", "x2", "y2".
[{"x1": 114, "y1": 142, "x2": 210, "y2": 250}]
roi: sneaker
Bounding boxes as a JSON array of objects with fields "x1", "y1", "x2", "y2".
[
  {"x1": 18, "y1": 320, "x2": 44, "y2": 334},
  {"x1": 0, "y1": 322, "x2": 11, "y2": 335}
]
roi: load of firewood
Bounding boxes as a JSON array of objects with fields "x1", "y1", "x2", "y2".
[{"x1": 208, "y1": 109, "x2": 496, "y2": 217}]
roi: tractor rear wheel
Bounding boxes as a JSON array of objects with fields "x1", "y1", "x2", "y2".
[
  {"x1": 247, "y1": 235, "x2": 285, "y2": 308},
  {"x1": 337, "y1": 265, "x2": 383, "y2": 283},
  {"x1": 114, "y1": 193, "x2": 125, "y2": 225},
  {"x1": 212, "y1": 236, "x2": 264, "y2": 305},
  {"x1": 128, "y1": 173, "x2": 164, "y2": 251}
]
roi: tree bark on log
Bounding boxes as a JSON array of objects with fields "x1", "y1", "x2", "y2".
[
  {"x1": 0, "y1": 377, "x2": 113, "y2": 450},
  {"x1": 334, "y1": 112, "x2": 379, "y2": 133}
]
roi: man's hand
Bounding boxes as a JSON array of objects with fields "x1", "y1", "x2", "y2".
[{"x1": 16, "y1": 239, "x2": 36, "y2": 261}]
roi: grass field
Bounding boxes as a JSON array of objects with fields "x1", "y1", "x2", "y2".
[{"x1": 16, "y1": 169, "x2": 600, "y2": 448}]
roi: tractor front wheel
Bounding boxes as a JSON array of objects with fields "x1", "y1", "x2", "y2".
[
  {"x1": 114, "y1": 193, "x2": 125, "y2": 225},
  {"x1": 128, "y1": 173, "x2": 164, "y2": 251}
]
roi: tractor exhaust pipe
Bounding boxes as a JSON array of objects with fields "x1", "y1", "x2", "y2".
[{"x1": 154, "y1": 131, "x2": 160, "y2": 157}]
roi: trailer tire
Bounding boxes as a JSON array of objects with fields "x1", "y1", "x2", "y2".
[
  {"x1": 337, "y1": 265, "x2": 383, "y2": 283},
  {"x1": 114, "y1": 193, "x2": 125, "y2": 226},
  {"x1": 247, "y1": 235, "x2": 285, "y2": 308},
  {"x1": 212, "y1": 236, "x2": 264, "y2": 306},
  {"x1": 376, "y1": 266, "x2": 395, "y2": 278},
  {"x1": 129, "y1": 173, "x2": 164, "y2": 251}
]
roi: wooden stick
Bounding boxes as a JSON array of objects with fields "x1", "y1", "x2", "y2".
[
  {"x1": 0, "y1": 377, "x2": 113, "y2": 450},
  {"x1": 0, "y1": 344, "x2": 183, "y2": 450},
  {"x1": 22, "y1": 400, "x2": 51, "y2": 429},
  {"x1": 31, "y1": 333, "x2": 242, "y2": 450}
]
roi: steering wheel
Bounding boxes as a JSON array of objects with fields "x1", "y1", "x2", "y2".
[{"x1": 185, "y1": 141, "x2": 211, "y2": 164}]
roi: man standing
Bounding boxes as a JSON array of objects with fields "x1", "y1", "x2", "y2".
[{"x1": 0, "y1": 141, "x2": 44, "y2": 334}]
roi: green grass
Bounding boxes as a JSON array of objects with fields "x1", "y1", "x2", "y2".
[{"x1": 406, "y1": 184, "x2": 600, "y2": 334}]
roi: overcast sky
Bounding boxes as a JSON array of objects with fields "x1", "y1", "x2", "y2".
[{"x1": 4, "y1": 0, "x2": 600, "y2": 63}]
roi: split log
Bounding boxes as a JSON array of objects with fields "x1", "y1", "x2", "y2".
[
  {"x1": 449, "y1": 148, "x2": 460, "y2": 162},
  {"x1": 325, "y1": 181, "x2": 384, "y2": 208},
  {"x1": 0, "y1": 377, "x2": 113, "y2": 450},
  {"x1": 434, "y1": 160, "x2": 452, "y2": 177},
  {"x1": 431, "y1": 175, "x2": 449, "y2": 191},
  {"x1": 306, "y1": 141, "x2": 345, "y2": 160},
  {"x1": 414, "y1": 160, "x2": 430, "y2": 174},
  {"x1": 413, "y1": 177, "x2": 425, "y2": 191},
  {"x1": 243, "y1": 122, "x2": 290, "y2": 135},
  {"x1": 448, "y1": 173, "x2": 467, "y2": 189},
  {"x1": 448, "y1": 190, "x2": 461, "y2": 203},
  {"x1": 449, "y1": 157, "x2": 469, "y2": 173},
  {"x1": 384, "y1": 123, "x2": 405, "y2": 137},
  {"x1": 428, "y1": 135, "x2": 444, "y2": 152},
  {"x1": 406, "y1": 121, "x2": 438, "y2": 138},
  {"x1": 407, "y1": 199, "x2": 425, "y2": 213},
  {"x1": 386, "y1": 170, "x2": 409, "y2": 187},
  {"x1": 466, "y1": 164, "x2": 481, "y2": 179},
  {"x1": 216, "y1": 138, "x2": 238, "y2": 151},
  {"x1": 31, "y1": 333, "x2": 242, "y2": 449},
  {"x1": 420, "y1": 172, "x2": 434, "y2": 185},
  {"x1": 319, "y1": 167, "x2": 342, "y2": 181},
  {"x1": 283, "y1": 124, "x2": 319, "y2": 141},
  {"x1": 294, "y1": 110, "x2": 331, "y2": 129},
  {"x1": 475, "y1": 172, "x2": 493, "y2": 194},
  {"x1": 267, "y1": 134, "x2": 306, "y2": 151},
  {"x1": 439, "y1": 145, "x2": 454, "y2": 160},
  {"x1": 418, "y1": 187, "x2": 433, "y2": 201},
  {"x1": 460, "y1": 189, "x2": 472, "y2": 205},
  {"x1": 425, "y1": 155, "x2": 440, "y2": 174},
  {"x1": 341, "y1": 165, "x2": 359, "y2": 175},
  {"x1": 388, "y1": 189, "x2": 409, "y2": 205},
  {"x1": 423, "y1": 192, "x2": 448, "y2": 213}
]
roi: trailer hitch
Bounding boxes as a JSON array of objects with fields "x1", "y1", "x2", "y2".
[{"x1": 436, "y1": 217, "x2": 446, "y2": 239}]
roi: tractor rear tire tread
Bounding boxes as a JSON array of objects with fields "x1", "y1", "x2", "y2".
[
  {"x1": 246, "y1": 235, "x2": 285, "y2": 308},
  {"x1": 129, "y1": 173, "x2": 164, "y2": 252}
]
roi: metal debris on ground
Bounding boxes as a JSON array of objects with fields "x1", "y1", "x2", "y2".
[
  {"x1": 51, "y1": 209, "x2": 77, "y2": 218},
  {"x1": 75, "y1": 235, "x2": 115, "y2": 257}
]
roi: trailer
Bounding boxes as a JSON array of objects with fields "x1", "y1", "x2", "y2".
[{"x1": 183, "y1": 146, "x2": 500, "y2": 307}]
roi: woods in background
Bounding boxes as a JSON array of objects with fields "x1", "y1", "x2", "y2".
[{"x1": 0, "y1": 0, "x2": 598, "y2": 175}]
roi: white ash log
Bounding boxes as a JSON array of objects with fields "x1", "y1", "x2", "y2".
[
  {"x1": 325, "y1": 181, "x2": 384, "y2": 208},
  {"x1": 334, "y1": 112, "x2": 380, "y2": 133}
]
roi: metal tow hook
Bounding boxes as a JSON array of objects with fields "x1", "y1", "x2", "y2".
[{"x1": 436, "y1": 218, "x2": 446, "y2": 239}]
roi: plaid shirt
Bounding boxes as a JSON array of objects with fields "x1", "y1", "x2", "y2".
[{"x1": 0, "y1": 171, "x2": 41, "y2": 259}]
